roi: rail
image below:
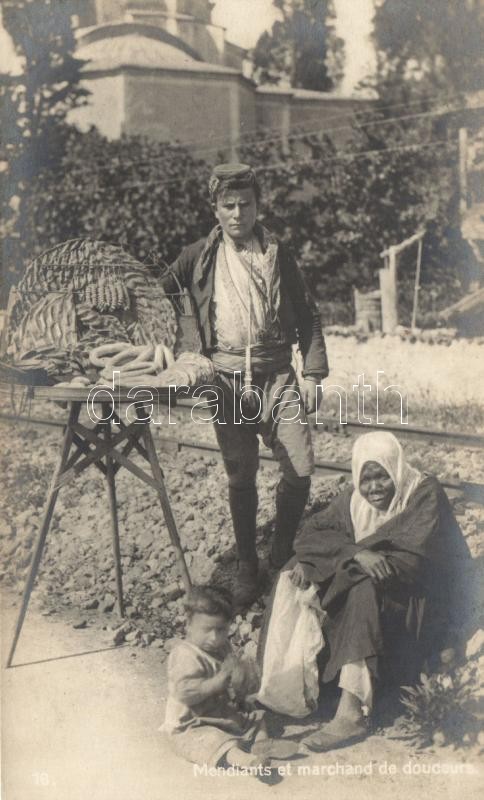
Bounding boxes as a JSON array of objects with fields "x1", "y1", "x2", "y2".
[{"x1": 1, "y1": 411, "x2": 483, "y2": 504}]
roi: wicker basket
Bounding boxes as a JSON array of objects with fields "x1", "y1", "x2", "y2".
[{"x1": 3, "y1": 239, "x2": 202, "y2": 369}]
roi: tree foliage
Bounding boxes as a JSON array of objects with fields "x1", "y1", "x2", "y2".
[
  {"x1": 1, "y1": 0, "x2": 89, "y2": 296},
  {"x1": 372, "y1": 0, "x2": 484, "y2": 97},
  {"x1": 251, "y1": 0, "x2": 344, "y2": 91},
  {"x1": 3, "y1": 118, "x2": 465, "y2": 325},
  {"x1": 15, "y1": 126, "x2": 213, "y2": 270},
  {"x1": 1, "y1": 0, "x2": 88, "y2": 192},
  {"x1": 240, "y1": 122, "x2": 465, "y2": 324},
  {"x1": 360, "y1": 0, "x2": 484, "y2": 317},
  {"x1": 2, "y1": 2, "x2": 480, "y2": 325}
]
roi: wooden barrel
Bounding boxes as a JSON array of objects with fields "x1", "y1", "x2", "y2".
[{"x1": 353, "y1": 288, "x2": 382, "y2": 332}]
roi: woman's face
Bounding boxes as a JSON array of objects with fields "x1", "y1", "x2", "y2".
[{"x1": 359, "y1": 461, "x2": 395, "y2": 510}]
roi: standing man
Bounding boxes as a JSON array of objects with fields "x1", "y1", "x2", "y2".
[{"x1": 162, "y1": 164, "x2": 329, "y2": 608}]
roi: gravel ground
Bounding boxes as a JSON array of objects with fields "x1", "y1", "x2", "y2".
[
  {"x1": 1, "y1": 413, "x2": 483, "y2": 639},
  {"x1": 1, "y1": 405, "x2": 483, "y2": 759}
]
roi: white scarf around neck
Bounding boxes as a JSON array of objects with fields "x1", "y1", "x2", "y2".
[{"x1": 350, "y1": 431, "x2": 422, "y2": 542}]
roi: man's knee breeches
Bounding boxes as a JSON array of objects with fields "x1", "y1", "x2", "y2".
[
  {"x1": 214, "y1": 422, "x2": 259, "y2": 489},
  {"x1": 214, "y1": 418, "x2": 314, "y2": 489}
]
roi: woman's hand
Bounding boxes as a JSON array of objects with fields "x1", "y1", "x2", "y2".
[
  {"x1": 353, "y1": 549, "x2": 394, "y2": 583},
  {"x1": 289, "y1": 562, "x2": 310, "y2": 590}
]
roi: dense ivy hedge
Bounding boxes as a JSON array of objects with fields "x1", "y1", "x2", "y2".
[{"x1": 2, "y1": 122, "x2": 473, "y2": 324}]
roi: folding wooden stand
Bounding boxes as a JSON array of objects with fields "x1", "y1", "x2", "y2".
[{"x1": 6, "y1": 387, "x2": 192, "y2": 668}]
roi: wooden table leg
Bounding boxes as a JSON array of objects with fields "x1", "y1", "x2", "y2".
[
  {"x1": 138, "y1": 410, "x2": 192, "y2": 593},
  {"x1": 102, "y1": 403, "x2": 125, "y2": 618},
  {"x1": 7, "y1": 395, "x2": 192, "y2": 665},
  {"x1": 6, "y1": 403, "x2": 81, "y2": 667}
]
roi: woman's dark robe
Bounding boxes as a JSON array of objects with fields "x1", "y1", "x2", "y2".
[{"x1": 262, "y1": 476, "x2": 473, "y2": 688}]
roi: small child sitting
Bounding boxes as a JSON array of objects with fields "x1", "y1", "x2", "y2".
[{"x1": 161, "y1": 584, "x2": 294, "y2": 772}]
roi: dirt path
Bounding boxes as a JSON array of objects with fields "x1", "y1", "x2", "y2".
[{"x1": 2, "y1": 593, "x2": 481, "y2": 800}]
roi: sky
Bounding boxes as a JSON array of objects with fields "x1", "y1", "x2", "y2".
[
  {"x1": 0, "y1": 8, "x2": 18, "y2": 75},
  {"x1": 212, "y1": 0, "x2": 376, "y2": 94}
]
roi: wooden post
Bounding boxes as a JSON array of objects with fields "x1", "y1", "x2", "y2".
[
  {"x1": 459, "y1": 127, "x2": 468, "y2": 216},
  {"x1": 353, "y1": 287, "x2": 360, "y2": 328},
  {"x1": 281, "y1": 101, "x2": 291, "y2": 156},
  {"x1": 138, "y1": 408, "x2": 192, "y2": 593},
  {"x1": 379, "y1": 248, "x2": 398, "y2": 332},
  {"x1": 380, "y1": 229, "x2": 425, "y2": 333},
  {"x1": 411, "y1": 238, "x2": 423, "y2": 329},
  {"x1": 6, "y1": 403, "x2": 81, "y2": 667},
  {"x1": 1, "y1": 287, "x2": 19, "y2": 357},
  {"x1": 103, "y1": 403, "x2": 125, "y2": 618},
  {"x1": 6, "y1": 388, "x2": 193, "y2": 666}
]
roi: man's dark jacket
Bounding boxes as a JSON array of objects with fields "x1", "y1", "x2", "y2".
[{"x1": 161, "y1": 226, "x2": 329, "y2": 378}]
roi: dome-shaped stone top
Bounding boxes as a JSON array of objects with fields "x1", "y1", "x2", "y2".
[
  {"x1": 76, "y1": 22, "x2": 238, "y2": 74},
  {"x1": 78, "y1": 33, "x2": 195, "y2": 70}
]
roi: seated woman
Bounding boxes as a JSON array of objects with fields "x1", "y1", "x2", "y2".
[{"x1": 258, "y1": 431, "x2": 472, "y2": 751}]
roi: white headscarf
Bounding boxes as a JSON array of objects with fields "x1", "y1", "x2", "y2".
[{"x1": 350, "y1": 432, "x2": 422, "y2": 542}]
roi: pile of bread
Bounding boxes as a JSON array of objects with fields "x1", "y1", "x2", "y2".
[{"x1": 88, "y1": 342, "x2": 215, "y2": 388}]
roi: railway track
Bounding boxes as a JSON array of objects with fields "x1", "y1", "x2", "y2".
[
  {"x1": 175, "y1": 399, "x2": 484, "y2": 448},
  {"x1": 1, "y1": 385, "x2": 484, "y2": 448},
  {"x1": 1, "y1": 410, "x2": 483, "y2": 503}
]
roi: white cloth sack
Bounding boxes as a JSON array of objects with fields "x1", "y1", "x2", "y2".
[{"x1": 257, "y1": 571, "x2": 325, "y2": 717}]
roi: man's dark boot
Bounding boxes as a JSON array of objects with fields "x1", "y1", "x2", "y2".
[
  {"x1": 228, "y1": 485, "x2": 259, "y2": 609},
  {"x1": 271, "y1": 478, "x2": 310, "y2": 569}
]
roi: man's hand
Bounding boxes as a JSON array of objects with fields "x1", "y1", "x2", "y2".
[
  {"x1": 353, "y1": 549, "x2": 394, "y2": 583},
  {"x1": 289, "y1": 562, "x2": 310, "y2": 590},
  {"x1": 300, "y1": 377, "x2": 320, "y2": 415}
]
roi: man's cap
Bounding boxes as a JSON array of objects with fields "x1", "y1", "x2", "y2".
[
  {"x1": 211, "y1": 163, "x2": 254, "y2": 181},
  {"x1": 209, "y1": 162, "x2": 259, "y2": 200}
]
